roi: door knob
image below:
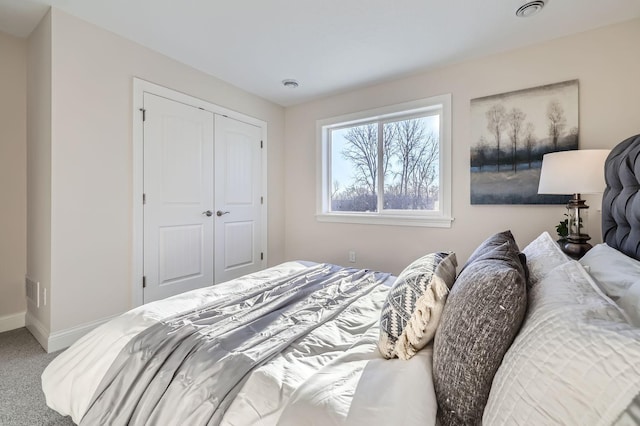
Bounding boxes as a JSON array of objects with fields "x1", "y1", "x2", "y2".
[
  {"x1": 216, "y1": 210, "x2": 230, "y2": 217},
  {"x1": 203, "y1": 210, "x2": 213, "y2": 217}
]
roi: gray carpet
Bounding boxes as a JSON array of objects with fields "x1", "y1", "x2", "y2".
[{"x1": 0, "y1": 327, "x2": 76, "y2": 425}]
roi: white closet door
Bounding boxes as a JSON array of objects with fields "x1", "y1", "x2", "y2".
[
  {"x1": 143, "y1": 93, "x2": 214, "y2": 303},
  {"x1": 214, "y1": 114, "x2": 263, "y2": 283}
]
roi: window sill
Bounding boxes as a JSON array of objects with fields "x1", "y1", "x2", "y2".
[{"x1": 316, "y1": 213, "x2": 454, "y2": 228}]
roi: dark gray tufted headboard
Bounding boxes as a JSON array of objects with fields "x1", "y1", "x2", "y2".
[{"x1": 602, "y1": 134, "x2": 640, "y2": 261}]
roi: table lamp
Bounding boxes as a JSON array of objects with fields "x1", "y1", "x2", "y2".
[{"x1": 538, "y1": 149, "x2": 610, "y2": 258}]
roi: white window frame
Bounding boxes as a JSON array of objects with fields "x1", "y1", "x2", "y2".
[{"x1": 316, "y1": 94, "x2": 453, "y2": 227}]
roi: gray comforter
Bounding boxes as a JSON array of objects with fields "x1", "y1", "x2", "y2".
[{"x1": 79, "y1": 263, "x2": 389, "y2": 425}]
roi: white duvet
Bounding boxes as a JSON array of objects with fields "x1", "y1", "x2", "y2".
[{"x1": 42, "y1": 262, "x2": 438, "y2": 425}]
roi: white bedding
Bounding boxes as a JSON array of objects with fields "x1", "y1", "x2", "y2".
[
  {"x1": 42, "y1": 261, "x2": 437, "y2": 425},
  {"x1": 485, "y1": 242, "x2": 640, "y2": 425}
]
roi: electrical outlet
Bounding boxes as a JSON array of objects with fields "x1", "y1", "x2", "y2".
[{"x1": 348, "y1": 251, "x2": 356, "y2": 263}]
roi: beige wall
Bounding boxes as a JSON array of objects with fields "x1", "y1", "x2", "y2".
[
  {"x1": 33, "y1": 9, "x2": 286, "y2": 333},
  {"x1": 26, "y1": 11, "x2": 52, "y2": 333},
  {"x1": 0, "y1": 31, "x2": 27, "y2": 322},
  {"x1": 284, "y1": 19, "x2": 640, "y2": 275},
  {"x1": 21, "y1": 11, "x2": 639, "y2": 338}
]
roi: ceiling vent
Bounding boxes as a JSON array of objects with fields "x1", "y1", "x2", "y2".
[
  {"x1": 516, "y1": 1, "x2": 547, "y2": 17},
  {"x1": 282, "y1": 79, "x2": 299, "y2": 89}
]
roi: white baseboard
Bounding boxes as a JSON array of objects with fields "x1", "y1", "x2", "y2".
[
  {"x1": 26, "y1": 312, "x2": 50, "y2": 351},
  {"x1": 0, "y1": 311, "x2": 26, "y2": 333},
  {"x1": 26, "y1": 312, "x2": 121, "y2": 353},
  {"x1": 47, "y1": 313, "x2": 120, "y2": 353}
]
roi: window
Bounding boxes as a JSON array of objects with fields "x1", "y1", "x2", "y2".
[{"x1": 317, "y1": 95, "x2": 452, "y2": 227}]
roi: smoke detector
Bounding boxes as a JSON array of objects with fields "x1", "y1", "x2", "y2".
[
  {"x1": 282, "y1": 79, "x2": 299, "y2": 89},
  {"x1": 516, "y1": 0, "x2": 547, "y2": 17}
]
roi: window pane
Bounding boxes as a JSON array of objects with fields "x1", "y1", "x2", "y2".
[
  {"x1": 383, "y1": 115, "x2": 440, "y2": 211},
  {"x1": 318, "y1": 94, "x2": 452, "y2": 227},
  {"x1": 330, "y1": 125, "x2": 378, "y2": 212}
]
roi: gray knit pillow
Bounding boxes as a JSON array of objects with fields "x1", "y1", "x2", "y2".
[
  {"x1": 433, "y1": 240, "x2": 527, "y2": 425},
  {"x1": 378, "y1": 252, "x2": 457, "y2": 360},
  {"x1": 461, "y1": 230, "x2": 516, "y2": 272}
]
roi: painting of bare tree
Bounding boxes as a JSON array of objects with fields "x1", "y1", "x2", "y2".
[{"x1": 470, "y1": 80, "x2": 578, "y2": 204}]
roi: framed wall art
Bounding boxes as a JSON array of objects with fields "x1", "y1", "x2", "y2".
[{"x1": 470, "y1": 80, "x2": 579, "y2": 204}]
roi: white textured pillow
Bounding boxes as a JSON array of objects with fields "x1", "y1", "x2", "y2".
[
  {"x1": 483, "y1": 261, "x2": 640, "y2": 426},
  {"x1": 378, "y1": 252, "x2": 457, "y2": 360},
  {"x1": 579, "y1": 244, "x2": 640, "y2": 327},
  {"x1": 521, "y1": 231, "x2": 570, "y2": 287},
  {"x1": 580, "y1": 243, "x2": 640, "y2": 300},
  {"x1": 618, "y1": 283, "x2": 640, "y2": 327}
]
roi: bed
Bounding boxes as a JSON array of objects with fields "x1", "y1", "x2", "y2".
[{"x1": 42, "y1": 135, "x2": 640, "y2": 426}]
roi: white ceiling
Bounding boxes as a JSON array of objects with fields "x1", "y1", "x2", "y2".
[{"x1": 1, "y1": 0, "x2": 639, "y2": 106}]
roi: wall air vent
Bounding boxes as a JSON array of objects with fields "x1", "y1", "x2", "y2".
[{"x1": 25, "y1": 276, "x2": 40, "y2": 308}]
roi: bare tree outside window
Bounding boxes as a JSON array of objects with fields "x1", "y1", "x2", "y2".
[
  {"x1": 319, "y1": 95, "x2": 452, "y2": 226},
  {"x1": 330, "y1": 125, "x2": 378, "y2": 212},
  {"x1": 341, "y1": 124, "x2": 378, "y2": 196},
  {"x1": 330, "y1": 115, "x2": 440, "y2": 212},
  {"x1": 385, "y1": 118, "x2": 439, "y2": 210}
]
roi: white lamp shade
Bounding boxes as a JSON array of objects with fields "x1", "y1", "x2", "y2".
[{"x1": 538, "y1": 149, "x2": 610, "y2": 195}]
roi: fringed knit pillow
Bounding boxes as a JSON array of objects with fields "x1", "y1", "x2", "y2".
[{"x1": 378, "y1": 252, "x2": 457, "y2": 360}]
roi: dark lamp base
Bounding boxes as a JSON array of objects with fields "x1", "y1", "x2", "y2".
[
  {"x1": 561, "y1": 237, "x2": 592, "y2": 260},
  {"x1": 560, "y1": 194, "x2": 593, "y2": 259}
]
